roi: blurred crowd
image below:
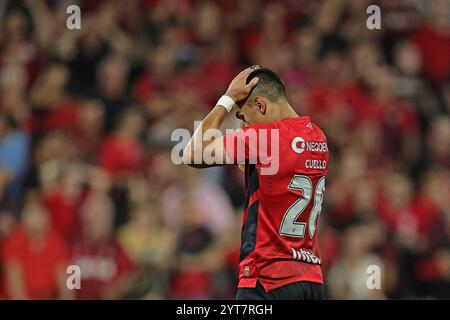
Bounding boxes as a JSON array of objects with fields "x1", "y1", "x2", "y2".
[{"x1": 0, "y1": 0, "x2": 449, "y2": 299}]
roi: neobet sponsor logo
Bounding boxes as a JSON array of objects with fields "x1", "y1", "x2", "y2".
[
  {"x1": 292, "y1": 137, "x2": 328, "y2": 154},
  {"x1": 306, "y1": 141, "x2": 328, "y2": 153},
  {"x1": 291, "y1": 137, "x2": 305, "y2": 154}
]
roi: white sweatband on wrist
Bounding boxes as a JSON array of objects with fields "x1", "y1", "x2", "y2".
[{"x1": 216, "y1": 95, "x2": 236, "y2": 112}]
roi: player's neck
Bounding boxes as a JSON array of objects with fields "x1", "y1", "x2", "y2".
[{"x1": 269, "y1": 101, "x2": 299, "y2": 122}]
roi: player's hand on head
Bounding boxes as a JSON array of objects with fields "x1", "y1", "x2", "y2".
[{"x1": 225, "y1": 65, "x2": 260, "y2": 103}]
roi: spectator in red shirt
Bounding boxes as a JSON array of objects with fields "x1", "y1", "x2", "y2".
[
  {"x1": 71, "y1": 194, "x2": 136, "y2": 299},
  {"x1": 29, "y1": 63, "x2": 81, "y2": 135},
  {"x1": 98, "y1": 108, "x2": 145, "y2": 180},
  {"x1": 376, "y1": 174, "x2": 439, "y2": 249},
  {"x1": 0, "y1": 209, "x2": 17, "y2": 299},
  {"x1": 43, "y1": 170, "x2": 84, "y2": 243},
  {"x1": 2, "y1": 199, "x2": 72, "y2": 299},
  {"x1": 412, "y1": 4, "x2": 450, "y2": 86},
  {"x1": 168, "y1": 194, "x2": 222, "y2": 299},
  {"x1": 75, "y1": 100, "x2": 105, "y2": 161},
  {"x1": 426, "y1": 117, "x2": 450, "y2": 168}
]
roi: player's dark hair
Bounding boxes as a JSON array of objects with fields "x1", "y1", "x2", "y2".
[{"x1": 246, "y1": 67, "x2": 286, "y2": 102}]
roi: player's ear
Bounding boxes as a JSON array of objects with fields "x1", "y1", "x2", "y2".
[{"x1": 254, "y1": 97, "x2": 266, "y2": 115}]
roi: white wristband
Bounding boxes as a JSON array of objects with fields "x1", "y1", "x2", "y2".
[{"x1": 216, "y1": 95, "x2": 236, "y2": 112}]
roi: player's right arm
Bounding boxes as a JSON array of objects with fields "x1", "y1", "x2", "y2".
[{"x1": 182, "y1": 66, "x2": 260, "y2": 168}]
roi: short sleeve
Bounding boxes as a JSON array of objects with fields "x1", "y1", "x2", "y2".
[{"x1": 223, "y1": 123, "x2": 275, "y2": 165}]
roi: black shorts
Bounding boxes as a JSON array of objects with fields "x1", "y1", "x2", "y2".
[{"x1": 236, "y1": 281, "x2": 325, "y2": 300}]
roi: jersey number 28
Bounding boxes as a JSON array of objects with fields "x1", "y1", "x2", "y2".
[{"x1": 279, "y1": 175, "x2": 325, "y2": 238}]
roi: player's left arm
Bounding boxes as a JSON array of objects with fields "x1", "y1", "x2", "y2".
[{"x1": 182, "y1": 66, "x2": 260, "y2": 168}]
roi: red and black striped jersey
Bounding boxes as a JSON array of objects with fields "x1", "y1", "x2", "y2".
[{"x1": 224, "y1": 116, "x2": 329, "y2": 292}]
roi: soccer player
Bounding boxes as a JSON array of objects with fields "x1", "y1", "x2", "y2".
[{"x1": 182, "y1": 66, "x2": 329, "y2": 300}]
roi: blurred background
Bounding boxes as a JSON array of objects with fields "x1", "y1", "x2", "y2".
[{"x1": 0, "y1": 0, "x2": 449, "y2": 300}]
